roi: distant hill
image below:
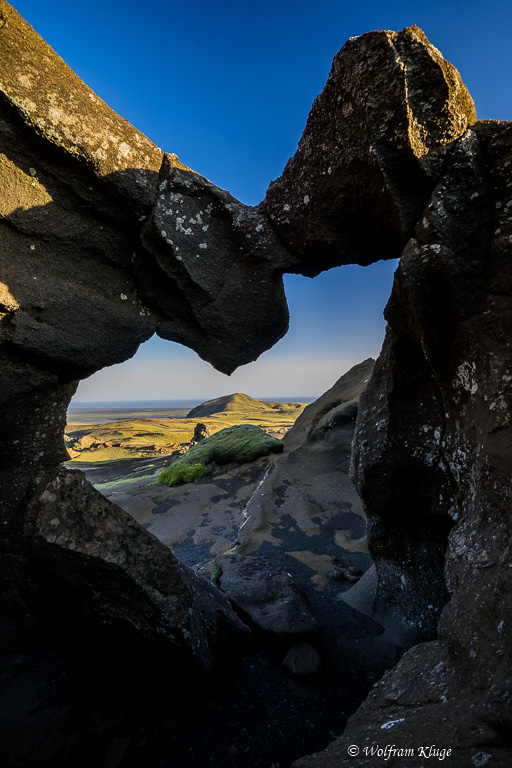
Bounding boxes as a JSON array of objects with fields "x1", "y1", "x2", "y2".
[{"x1": 187, "y1": 393, "x2": 270, "y2": 418}]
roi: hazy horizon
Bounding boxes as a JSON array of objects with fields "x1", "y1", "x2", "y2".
[{"x1": 68, "y1": 395, "x2": 320, "y2": 408}]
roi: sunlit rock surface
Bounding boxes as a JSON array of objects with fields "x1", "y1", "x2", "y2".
[{"x1": 263, "y1": 25, "x2": 476, "y2": 275}]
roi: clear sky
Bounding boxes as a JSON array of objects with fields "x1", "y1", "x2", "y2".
[{"x1": 12, "y1": 0, "x2": 512, "y2": 401}]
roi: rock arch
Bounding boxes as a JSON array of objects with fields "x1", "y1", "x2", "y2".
[{"x1": 2, "y1": 3, "x2": 511, "y2": 764}]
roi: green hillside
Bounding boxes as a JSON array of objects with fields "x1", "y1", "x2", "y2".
[
  {"x1": 187, "y1": 392, "x2": 270, "y2": 418},
  {"x1": 65, "y1": 396, "x2": 308, "y2": 465}
]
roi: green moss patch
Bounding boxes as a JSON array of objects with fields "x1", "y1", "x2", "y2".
[
  {"x1": 158, "y1": 462, "x2": 208, "y2": 487},
  {"x1": 157, "y1": 424, "x2": 283, "y2": 487}
]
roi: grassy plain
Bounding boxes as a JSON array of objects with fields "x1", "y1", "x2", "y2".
[{"x1": 65, "y1": 394, "x2": 307, "y2": 465}]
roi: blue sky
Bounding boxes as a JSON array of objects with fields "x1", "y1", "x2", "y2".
[{"x1": 13, "y1": 0, "x2": 512, "y2": 400}]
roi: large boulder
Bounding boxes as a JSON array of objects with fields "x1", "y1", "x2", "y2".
[
  {"x1": 216, "y1": 553, "x2": 319, "y2": 637},
  {"x1": 292, "y1": 86, "x2": 512, "y2": 768},
  {"x1": 263, "y1": 25, "x2": 476, "y2": 275},
  {"x1": 21, "y1": 467, "x2": 249, "y2": 697}
]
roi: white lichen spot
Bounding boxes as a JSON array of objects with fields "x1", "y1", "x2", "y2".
[
  {"x1": 381, "y1": 718, "x2": 405, "y2": 730},
  {"x1": 255, "y1": 223, "x2": 263, "y2": 232},
  {"x1": 456, "y1": 362, "x2": 478, "y2": 394},
  {"x1": 283, "y1": 203, "x2": 291, "y2": 212},
  {"x1": 118, "y1": 142, "x2": 131, "y2": 158},
  {"x1": 472, "y1": 753, "x2": 492, "y2": 767},
  {"x1": 202, "y1": 225, "x2": 209, "y2": 232},
  {"x1": 30, "y1": 245, "x2": 36, "y2": 251},
  {"x1": 29, "y1": 167, "x2": 37, "y2": 177},
  {"x1": 303, "y1": 195, "x2": 310, "y2": 205},
  {"x1": 120, "y1": 294, "x2": 128, "y2": 300},
  {"x1": 176, "y1": 217, "x2": 192, "y2": 235},
  {"x1": 161, "y1": 230, "x2": 167, "y2": 238},
  {"x1": 199, "y1": 243, "x2": 207, "y2": 249},
  {"x1": 17, "y1": 73, "x2": 33, "y2": 88}
]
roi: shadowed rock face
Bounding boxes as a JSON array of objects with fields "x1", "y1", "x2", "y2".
[
  {"x1": 22, "y1": 467, "x2": 249, "y2": 696},
  {"x1": 1, "y1": 1, "x2": 512, "y2": 765},
  {"x1": 292, "y1": 94, "x2": 512, "y2": 768}
]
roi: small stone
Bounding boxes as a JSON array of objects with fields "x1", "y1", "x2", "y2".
[
  {"x1": 282, "y1": 641, "x2": 321, "y2": 676},
  {"x1": 103, "y1": 736, "x2": 130, "y2": 768},
  {"x1": 332, "y1": 565, "x2": 361, "y2": 583}
]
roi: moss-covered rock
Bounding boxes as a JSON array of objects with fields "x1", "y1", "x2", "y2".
[
  {"x1": 159, "y1": 462, "x2": 207, "y2": 487},
  {"x1": 158, "y1": 425, "x2": 283, "y2": 487}
]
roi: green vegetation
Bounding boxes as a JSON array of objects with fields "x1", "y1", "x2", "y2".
[
  {"x1": 157, "y1": 424, "x2": 283, "y2": 487},
  {"x1": 159, "y1": 462, "x2": 208, "y2": 487},
  {"x1": 187, "y1": 392, "x2": 270, "y2": 418},
  {"x1": 65, "y1": 394, "x2": 307, "y2": 465}
]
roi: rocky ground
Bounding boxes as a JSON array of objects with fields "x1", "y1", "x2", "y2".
[
  {"x1": 2, "y1": 362, "x2": 404, "y2": 768},
  {"x1": 58, "y1": 360, "x2": 400, "y2": 768}
]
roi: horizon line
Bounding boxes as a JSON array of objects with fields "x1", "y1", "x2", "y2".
[{"x1": 68, "y1": 395, "x2": 319, "y2": 407}]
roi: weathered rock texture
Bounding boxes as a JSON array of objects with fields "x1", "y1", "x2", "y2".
[
  {"x1": 300, "y1": 121, "x2": 512, "y2": 768},
  {"x1": 1, "y1": 2, "x2": 512, "y2": 765},
  {"x1": 22, "y1": 468, "x2": 249, "y2": 695},
  {"x1": 264, "y1": 25, "x2": 476, "y2": 275},
  {"x1": 291, "y1": 62, "x2": 512, "y2": 768},
  {"x1": 217, "y1": 553, "x2": 319, "y2": 636}
]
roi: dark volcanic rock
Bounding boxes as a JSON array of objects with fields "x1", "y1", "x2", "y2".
[
  {"x1": 0, "y1": 0, "x2": 293, "y2": 724},
  {"x1": 2, "y1": 5, "x2": 512, "y2": 766},
  {"x1": 136, "y1": 157, "x2": 296, "y2": 374},
  {"x1": 191, "y1": 423, "x2": 211, "y2": 443},
  {"x1": 21, "y1": 467, "x2": 249, "y2": 697},
  {"x1": 217, "y1": 554, "x2": 319, "y2": 636},
  {"x1": 264, "y1": 25, "x2": 476, "y2": 275},
  {"x1": 293, "y1": 86, "x2": 512, "y2": 768}
]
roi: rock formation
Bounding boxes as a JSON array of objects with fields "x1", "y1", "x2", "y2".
[{"x1": 1, "y1": 2, "x2": 511, "y2": 765}]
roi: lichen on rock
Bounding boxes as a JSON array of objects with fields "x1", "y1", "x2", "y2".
[{"x1": 1, "y1": 4, "x2": 512, "y2": 765}]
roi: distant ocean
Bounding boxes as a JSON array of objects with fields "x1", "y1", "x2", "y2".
[
  {"x1": 69, "y1": 397, "x2": 317, "y2": 410},
  {"x1": 67, "y1": 397, "x2": 318, "y2": 423},
  {"x1": 68, "y1": 399, "x2": 205, "y2": 411}
]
